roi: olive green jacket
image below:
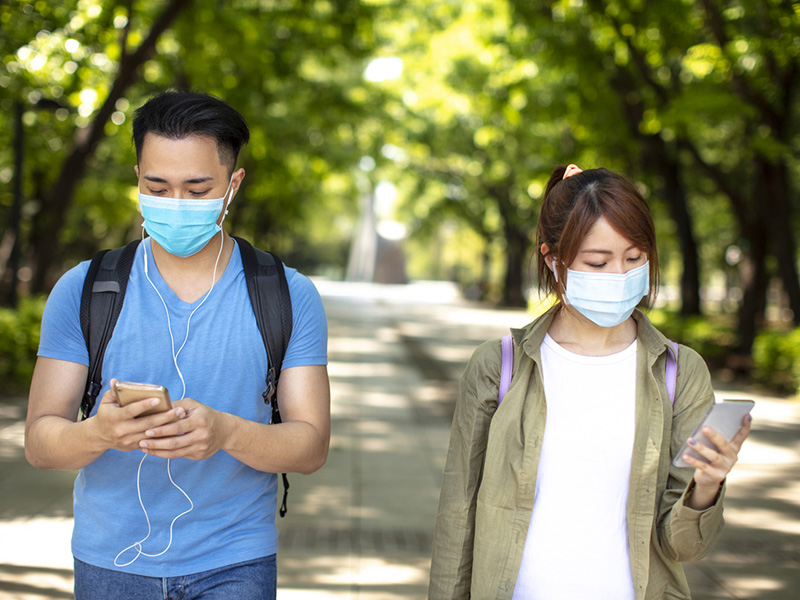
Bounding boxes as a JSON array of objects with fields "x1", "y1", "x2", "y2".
[{"x1": 429, "y1": 305, "x2": 725, "y2": 599}]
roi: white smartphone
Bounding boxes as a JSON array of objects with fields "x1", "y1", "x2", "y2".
[
  {"x1": 672, "y1": 399, "x2": 754, "y2": 468},
  {"x1": 115, "y1": 381, "x2": 172, "y2": 417}
]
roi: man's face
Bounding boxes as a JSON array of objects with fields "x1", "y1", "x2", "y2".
[{"x1": 135, "y1": 133, "x2": 239, "y2": 203}]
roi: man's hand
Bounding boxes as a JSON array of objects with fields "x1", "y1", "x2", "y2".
[
  {"x1": 137, "y1": 397, "x2": 229, "y2": 460},
  {"x1": 93, "y1": 378, "x2": 187, "y2": 453}
]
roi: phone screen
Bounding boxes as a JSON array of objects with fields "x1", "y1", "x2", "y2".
[{"x1": 672, "y1": 399, "x2": 754, "y2": 468}]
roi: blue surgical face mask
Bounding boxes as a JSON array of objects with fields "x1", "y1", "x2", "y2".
[
  {"x1": 557, "y1": 261, "x2": 650, "y2": 327},
  {"x1": 138, "y1": 178, "x2": 233, "y2": 258}
]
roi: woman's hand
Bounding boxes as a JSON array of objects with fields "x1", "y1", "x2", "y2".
[{"x1": 682, "y1": 414, "x2": 752, "y2": 510}]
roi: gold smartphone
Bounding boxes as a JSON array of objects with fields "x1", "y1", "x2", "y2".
[{"x1": 114, "y1": 381, "x2": 172, "y2": 417}]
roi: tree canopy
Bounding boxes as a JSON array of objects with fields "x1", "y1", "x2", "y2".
[{"x1": 1, "y1": 0, "x2": 798, "y2": 359}]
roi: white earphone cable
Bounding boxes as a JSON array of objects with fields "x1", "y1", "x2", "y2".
[{"x1": 115, "y1": 228, "x2": 226, "y2": 567}]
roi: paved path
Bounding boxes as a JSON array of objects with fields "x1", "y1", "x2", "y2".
[{"x1": 1, "y1": 280, "x2": 799, "y2": 599}]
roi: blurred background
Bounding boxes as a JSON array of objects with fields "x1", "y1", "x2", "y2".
[
  {"x1": 1, "y1": 0, "x2": 800, "y2": 396},
  {"x1": 1, "y1": 0, "x2": 799, "y2": 396},
  {"x1": 1, "y1": 2, "x2": 799, "y2": 598}
]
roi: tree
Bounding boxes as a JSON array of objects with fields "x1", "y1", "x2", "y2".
[
  {"x1": 510, "y1": 0, "x2": 800, "y2": 355},
  {"x1": 29, "y1": 0, "x2": 192, "y2": 293},
  {"x1": 0, "y1": 0, "x2": 385, "y2": 297},
  {"x1": 373, "y1": 0, "x2": 575, "y2": 305}
]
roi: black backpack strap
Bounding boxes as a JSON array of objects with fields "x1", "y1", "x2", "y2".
[
  {"x1": 79, "y1": 240, "x2": 140, "y2": 420},
  {"x1": 235, "y1": 236, "x2": 294, "y2": 516}
]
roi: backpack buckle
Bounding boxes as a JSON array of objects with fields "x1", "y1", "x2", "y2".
[{"x1": 262, "y1": 367, "x2": 277, "y2": 405}]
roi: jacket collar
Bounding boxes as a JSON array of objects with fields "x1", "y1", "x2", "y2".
[{"x1": 511, "y1": 303, "x2": 676, "y2": 362}]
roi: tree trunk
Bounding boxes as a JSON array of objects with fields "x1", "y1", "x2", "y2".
[
  {"x1": 643, "y1": 137, "x2": 701, "y2": 314},
  {"x1": 30, "y1": 0, "x2": 192, "y2": 293},
  {"x1": 604, "y1": 61, "x2": 702, "y2": 316},
  {"x1": 502, "y1": 227, "x2": 529, "y2": 307},
  {"x1": 490, "y1": 183, "x2": 529, "y2": 308},
  {"x1": 735, "y1": 226, "x2": 769, "y2": 356},
  {"x1": 762, "y1": 159, "x2": 800, "y2": 324}
]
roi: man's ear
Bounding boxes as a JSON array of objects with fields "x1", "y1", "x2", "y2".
[
  {"x1": 231, "y1": 167, "x2": 245, "y2": 195},
  {"x1": 134, "y1": 165, "x2": 139, "y2": 178}
]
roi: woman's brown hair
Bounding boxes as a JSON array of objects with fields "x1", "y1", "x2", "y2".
[{"x1": 536, "y1": 165, "x2": 659, "y2": 305}]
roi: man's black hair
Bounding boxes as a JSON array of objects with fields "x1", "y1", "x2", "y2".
[{"x1": 132, "y1": 91, "x2": 250, "y2": 173}]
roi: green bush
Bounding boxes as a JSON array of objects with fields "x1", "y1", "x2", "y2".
[
  {"x1": 646, "y1": 309, "x2": 735, "y2": 366},
  {"x1": 752, "y1": 327, "x2": 800, "y2": 395},
  {"x1": 0, "y1": 296, "x2": 46, "y2": 393}
]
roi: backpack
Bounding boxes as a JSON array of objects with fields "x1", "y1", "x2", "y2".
[
  {"x1": 497, "y1": 334, "x2": 679, "y2": 405},
  {"x1": 79, "y1": 236, "x2": 294, "y2": 516}
]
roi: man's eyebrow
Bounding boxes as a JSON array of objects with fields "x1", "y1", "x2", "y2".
[
  {"x1": 143, "y1": 175, "x2": 168, "y2": 183},
  {"x1": 142, "y1": 175, "x2": 215, "y2": 184}
]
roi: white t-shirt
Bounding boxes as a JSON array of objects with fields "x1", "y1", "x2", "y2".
[{"x1": 512, "y1": 334, "x2": 637, "y2": 600}]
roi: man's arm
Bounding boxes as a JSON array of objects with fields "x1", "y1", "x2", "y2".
[
  {"x1": 25, "y1": 357, "x2": 187, "y2": 471},
  {"x1": 139, "y1": 364, "x2": 331, "y2": 474}
]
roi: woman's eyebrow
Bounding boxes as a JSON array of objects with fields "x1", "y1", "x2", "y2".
[{"x1": 580, "y1": 245, "x2": 639, "y2": 255}]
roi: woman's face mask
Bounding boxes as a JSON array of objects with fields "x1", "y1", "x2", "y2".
[
  {"x1": 138, "y1": 178, "x2": 233, "y2": 258},
  {"x1": 557, "y1": 261, "x2": 650, "y2": 327}
]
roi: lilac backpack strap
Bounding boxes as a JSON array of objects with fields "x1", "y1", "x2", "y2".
[
  {"x1": 665, "y1": 341, "x2": 679, "y2": 405},
  {"x1": 498, "y1": 334, "x2": 514, "y2": 404}
]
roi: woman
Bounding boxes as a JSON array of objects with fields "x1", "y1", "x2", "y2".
[{"x1": 428, "y1": 165, "x2": 751, "y2": 599}]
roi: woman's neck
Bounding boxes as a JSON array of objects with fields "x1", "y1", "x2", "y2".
[{"x1": 547, "y1": 304, "x2": 638, "y2": 356}]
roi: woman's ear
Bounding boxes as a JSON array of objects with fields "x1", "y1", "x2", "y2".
[{"x1": 540, "y1": 244, "x2": 555, "y2": 272}]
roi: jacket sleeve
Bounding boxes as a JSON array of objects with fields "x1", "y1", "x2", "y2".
[
  {"x1": 429, "y1": 342, "x2": 499, "y2": 599},
  {"x1": 656, "y1": 345, "x2": 726, "y2": 562}
]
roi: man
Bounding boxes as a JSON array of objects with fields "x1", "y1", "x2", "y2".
[{"x1": 25, "y1": 91, "x2": 330, "y2": 599}]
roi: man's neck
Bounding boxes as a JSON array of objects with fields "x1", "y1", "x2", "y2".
[{"x1": 148, "y1": 232, "x2": 235, "y2": 303}]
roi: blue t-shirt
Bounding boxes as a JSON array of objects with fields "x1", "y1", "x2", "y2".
[{"x1": 37, "y1": 238, "x2": 327, "y2": 576}]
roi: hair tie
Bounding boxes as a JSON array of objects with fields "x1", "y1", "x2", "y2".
[{"x1": 563, "y1": 164, "x2": 583, "y2": 179}]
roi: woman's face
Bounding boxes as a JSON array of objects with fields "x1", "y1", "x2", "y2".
[{"x1": 568, "y1": 216, "x2": 646, "y2": 274}]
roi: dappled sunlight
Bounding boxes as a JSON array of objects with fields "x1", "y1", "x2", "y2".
[
  {"x1": 360, "y1": 433, "x2": 408, "y2": 453},
  {"x1": 278, "y1": 553, "x2": 431, "y2": 599},
  {"x1": 0, "y1": 419, "x2": 25, "y2": 458},
  {"x1": 0, "y1": 563, "x2": 74, "y2": 600},
  {"x1": 0, "y1": 518, "x2": 73, "y2": 570},
  {"x1": 724, "y1": 507, "x2": 800, "y2": 536},
  {"x1": 315, "y1": 280, "x2": 463, "y2": 306},
  {"x1": 358, "y1": 392, "x2": 411, "y2": 410},
  {"x1": 329, "y1": 421, "x2": 430, "y2": 454},
  {"x1": 328, "y1": 362, "x2": 408, "y2": 379},
  {"x1": 723, "y1": 575, "x2": 786, "y2": 595},
  {"x1": 733, "y1": 440, "x2": 798, "y2": 469},
  {"x1": 317, "y1": 557, "x2": 425, "y2": 585},
  {"x1": 328, "y1": 335, "x2": 395, "y2": 354},
  {"x1": 281, "y1": 483, "x2": 353, "y2": 519}
]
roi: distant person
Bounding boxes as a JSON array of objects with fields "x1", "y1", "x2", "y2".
[
  {"x1": 25, "y1": 91, "x2": 330, "y2": 600},
  {"x1": 428, "y1": 164, "x2": 751, "y2": 599}
]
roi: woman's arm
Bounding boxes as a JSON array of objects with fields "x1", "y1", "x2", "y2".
[
  {"x1": 429, "y1": 344, "x2": 498, "y2": 599},
  {"x1": 655, "y1": 347, "x2": 750, "y2": 561}
]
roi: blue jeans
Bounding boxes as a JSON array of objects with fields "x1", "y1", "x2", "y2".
[{"x1": 74, "y1": 555, "x2": 277, "y2": 600}]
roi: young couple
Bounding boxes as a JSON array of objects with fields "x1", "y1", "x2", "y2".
[{"x1": 26, "y1": 91, "x2": 749, "y2": 600}]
